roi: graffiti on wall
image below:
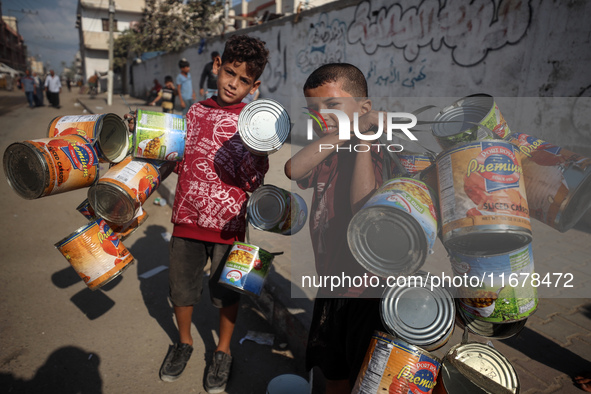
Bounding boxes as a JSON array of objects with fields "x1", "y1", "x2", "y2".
[
  {"x1": 263, "y1": 31, "x2": 288, "y2": 93},
  {"x1": 296, "y1": 13, "x2": 347, "y2": 73},
  {"x1": 347, "y1": 0, "x2": 532, "y2": 67},
  {"x1": 367, "y1": 57, "x2": 428, "y2": 88}
]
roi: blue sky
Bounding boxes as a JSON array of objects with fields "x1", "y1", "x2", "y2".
[{"x1": 2, "y1": 0, "x2": 79, "y2": 74}]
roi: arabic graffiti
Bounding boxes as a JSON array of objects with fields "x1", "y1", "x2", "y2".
[
  {"x1": 347, "y1": 0, "x2": 532, "y2": 67},
  {"x1": 367, "y1": 57, "x2": 428, "y2": 88},
  {"x1": 263, "y1": 31, "x2": 287, "y2": 93},
  {"x1": 296, "y1": 13, "x2": 347, "y2": 74}
]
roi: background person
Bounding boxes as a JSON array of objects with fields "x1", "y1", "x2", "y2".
[
  {"x1": 199, "y1": 51, "x2": 220, "y2": 99},
  {"x1": 44, "y1": 69, "x2": 62, "y2": 109},
  {"x1": 176, "y1": 58, "x2": 196, "y2": 116},
  {"x1": 21, "y1": 69, "x2": 35, "y2": 108},
  {"x1": 149, "y1": 75, "x2": 176, "y2": 113}
]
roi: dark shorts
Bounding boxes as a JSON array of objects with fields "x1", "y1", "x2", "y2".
[
  {"x1": 168, "y1": 236, "x2": 240, "y2": 308},
  {"x1": 306, "y1": 297, "x2": 385, "y2": 386}
]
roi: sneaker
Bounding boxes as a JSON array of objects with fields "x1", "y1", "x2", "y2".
[
  {"x1": 205, "y1": 351, "x2": 232, "y2": 393},
  {"x1": 159, "y1": 343, "x2": 193, "y2": 382}
]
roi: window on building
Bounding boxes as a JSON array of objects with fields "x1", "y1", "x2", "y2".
[{"x1": 101, "y1": 19, "x2": 118, "y2": 31}]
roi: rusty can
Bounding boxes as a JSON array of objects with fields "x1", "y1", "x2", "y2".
[
  {"x1": 505, "y1": 132, "x2": 591, "y2": 232},
  {"x1": 352, "y1": 331, "x2": 441, "y2": 394},
  {"x1": 87, "y1": 156, "x2": 160, "y2": 224},
  {"x1": 47, "y1": 113, "x2": 129, "y2": 163},
  {"x1": 436, "y1": 141, "x2": 532, "y2": 255},
  {"x1": 3, "y1": 135, "x2": 99, "y2": 199},
  {"x1": 54, "y1": 218, "x2": 135, "y2": 290}
]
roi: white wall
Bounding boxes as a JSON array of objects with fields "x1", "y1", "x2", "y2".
[{"x1": 130, "y1": 0, "x2": 591, "y2": 155}]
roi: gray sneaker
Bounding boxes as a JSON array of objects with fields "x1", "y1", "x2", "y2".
[
  {"x1": 159, "y1": 343, "x2": 193, "y2": 382},
  {"x1": 204, "y1": 351, "x2": 232, "y2": 393}
]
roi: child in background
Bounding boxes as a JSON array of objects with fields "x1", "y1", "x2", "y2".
[
  {"x1": 285, "y1": 63, "x2": 390, "y2": 393},
  {"x1": 149, "y1": 75, "x2": 176, "y2": 113},
  {"x1": 159, "y1": 35, "x2": 269, "y2": 394}
]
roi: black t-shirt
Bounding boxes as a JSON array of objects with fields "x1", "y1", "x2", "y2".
[{"x1": 200, "y1": 62, "x2": 218, "y2": 90}]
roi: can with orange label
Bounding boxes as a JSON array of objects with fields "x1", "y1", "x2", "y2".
[
  {"x1": 88, "y1": 156, "x2": 160, "y2": 224},
  {"x1": 505, "y1": 132, "x2": 591, "y2": 232},
  {"x1": 54, "y1": 218, "x2": 135, "y2": 290},
  {"x1": 352, "y1": 331, "x2": 441, "y2": 394},
  {"x1": 48, "y1": 113, "x2": 129, "y2": 163},
  {"x1": 3, "y1": 135, "x2": 99, "y2": 199},
  {"x1": 436, "y1": 141, "x2": 532, "y2": 255},
  {"x1": 76, "y1": 198, "x2": 149, "y2": 241}
]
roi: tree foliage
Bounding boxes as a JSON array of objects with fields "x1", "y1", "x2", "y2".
[{"x1": 115, "y1": 0, "x2": 223, "y2": 67}]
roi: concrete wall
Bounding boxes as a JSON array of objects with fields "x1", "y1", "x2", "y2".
[{"x1": 129, "y1": 0, "x2": 591, "y2": 155}]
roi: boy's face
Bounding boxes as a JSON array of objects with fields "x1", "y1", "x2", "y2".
[
  {"x1": 213, "y1": 58, "x2": 260, "y2": 107},
  {"x1": 181, "y1": 65, "x2": 190, "y2": 74},
  {"x1": 304, "y1": 81, "x2": 371, "y2": 137}
]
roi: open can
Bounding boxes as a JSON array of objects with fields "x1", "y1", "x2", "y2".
[{"x1": 247, "y1": 184, "x2": 308, "y2": 235}]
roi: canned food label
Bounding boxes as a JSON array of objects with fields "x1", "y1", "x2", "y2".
[
  {"x1": 438, "y1": 142, "x2": 531, "y2": 233},
  {"x1": 219, "y1": 242, "x2": 273, "y2": 295},
  {"x1": 395, "y1": 154, "x2": 434, "y2": 176},
  {"x1": 354, "y1": 332, "x2": 440, "y2": 394},
  {"x1": 101, "y1": 158, "x2": 161, "y2": 205},
  {"x1": 507, "y1": 133, "x2": 591, "y2": 229},
  {"x1": 133, "y1": 110, "x2": 186, "y2": 161},
  {"x1": 49, "y1": 114, "x2": 103, "y2": 139},
  {"x1": 450, "y1": 244, "x2": 538, "y2": 322},
  {"x1": 364, "y1": 178, "x2": 438, "y2": 251}
]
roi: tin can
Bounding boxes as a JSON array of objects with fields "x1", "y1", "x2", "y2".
[
  {"x1": 436, "y1": 342, "x2": 520, "y2": 393},
  {"x1": 352, "y1": 331, "x2": 441, "y2": 394},
  {"x1": 450, "y1": 243, "x2": 537, "y2": 328},
  {"x1": 348, "y1": 178, "x2": 438, "y2": 277},
  {"x1": 247, "y1": 185, "x2": 308, "y2": 235},
  {"x1": 381, "y1": 272, "x2": 455, "y2": 351},
  {"x1": 505, "y1": 132, "x2": 591, "y2": 232},
  {"x1": 87, "y1": 156, "x2": 160, "y2": 224},
  {"x1": 54, "y1": 218, "x2": 135, "y2": 290},
  {"x1": 456, "y1": 307, "x2": 527, "y2": 339},
  {"x1": 76, "y1": 198, "x2": 149, "y2": 241},
  {"x1": 48, "y1": 113, "x2": 129, "y2": 163},
  {"x1": 394, "y1": 152, "x2": 436, "y2": 177},
  {"x1": 218, "y1": 242, "x2": 274, "y2": 296},
  {"x1": 432, "y1": 95, "x2": 509, "y2": 150},
  {"x1": 237, "y1": 98, "x2": 291, "y2": 155},
  {"x1": 436, "y1": 141, "x2": 532, "y2": 255},
  {"x1": 3, "y1": 135, "x2": 99, "y2": 199},
  {"x1": 132, "y1": 109, "x2": 186, "y2": 161}
]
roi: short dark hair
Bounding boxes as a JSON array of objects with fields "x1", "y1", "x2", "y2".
[
  {"x1": 178, "y1": 58, "x2": 190, "y2": 69},
  {"x1": 221, "y1": 35, "x2": 269, "y2": 80},
  {"x1": 164, "y1": 75, "x2": 173, "y2": 83},
  {"x1": 303, "y1": 63, "x2": 368, "y2": 98},
  {"x1": 212, "y1": 51, "x2": 219, "y2": 59}
]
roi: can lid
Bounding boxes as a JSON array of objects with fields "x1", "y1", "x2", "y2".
[
  {"x1": 381, "y1": 272, "x2": 455, "y2": 348},
  {"x1": 348, "y1": 206, "x2": 428, "y2": 277},
  {"x1": 3, "y1": 142, "x2": 52, "y2": 199},
  {"x1": 247, "y1": 185, "x2": 288, "y2": 230},
  {"x1": 445, "y1": 342, "x2": 520, "y2": 394},
  {"x1": 96, "y1": 114, "x2": 130, "y2": 163},
  {"x1": 432, "y1": 95, "x2": 494, "y2": 138},
  {"x1": 88, "y1": 182, "x2": 136, "y2": 224},
  {"x1": 444, "y1": 227, "x2": 532, "y2": 256},
  {"x1": 238, "y1": 99, "x2": 291, "y2": 154}
]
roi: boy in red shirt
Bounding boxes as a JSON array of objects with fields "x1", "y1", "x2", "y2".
[{"x1": 160, "y1": 35, "x2": 269, "y2": 393}]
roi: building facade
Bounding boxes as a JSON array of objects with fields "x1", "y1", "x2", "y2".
[{"x1": 0, "y1": 14, "x2": 26, "y2": 72}]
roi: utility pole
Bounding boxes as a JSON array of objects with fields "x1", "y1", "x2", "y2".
[{"x1": 107, "y1": 0, "x2": 115, "y2": 106}]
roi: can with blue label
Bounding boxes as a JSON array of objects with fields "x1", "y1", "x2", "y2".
[
  {"x1": 436, "y1": 140, "x2": 532, "y2": 255},
  {"x1": 348, "y1": 178, "x2": 439, "y2": 277},
  {"x1": 218, "y1": 242, "x2": 274, "y2": 296}
]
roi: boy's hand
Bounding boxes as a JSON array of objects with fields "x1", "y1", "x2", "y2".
[
  {"x1": 123, "y1": 112, "x2": 136, "y2": 133},
  {"x1": 357, "y1": 110, "x2": 387, "y2": 135}
]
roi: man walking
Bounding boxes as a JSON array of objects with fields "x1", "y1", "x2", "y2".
[
  {"x1": 21, "y1": 70, "x2": 36, "y2": 108},
  {"x1": 44, "y1": 69, "x2": 62, "y2": 109}
]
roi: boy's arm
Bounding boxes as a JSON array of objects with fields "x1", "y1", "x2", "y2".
[
  {"x1": 176, "y1": 82, "x2": 185, "y2": 108},
  {"x1": 149, "y1": 90, "x2": 163, "y2": 106},
  {"x1": 284, "y1": 130, "x2": 347, "y2": 182}
]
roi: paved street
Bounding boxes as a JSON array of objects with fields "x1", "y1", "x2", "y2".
[{"x1": 1, "y1": 87, "x2": 590, "y2": 393}]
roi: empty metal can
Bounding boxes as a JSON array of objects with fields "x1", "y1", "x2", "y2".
[
  {"x1": 348, "y1": 178, "x2": 439, "y2": 277},
  {"x1": 247, "y1": 184, "x2": 308, "y2": 235},
  {"x1": 237, "y1": 98, "x2": 291, "y2": 155},
  {"x1": 381, "y1": 272, "x2": 455, "y2": 351},
  {"x1": 432, "y1": 94, "x2": 509, "y2": 150},
  {"x1": 3, "y1": 135, "x2": 99, "y2": 199}
]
